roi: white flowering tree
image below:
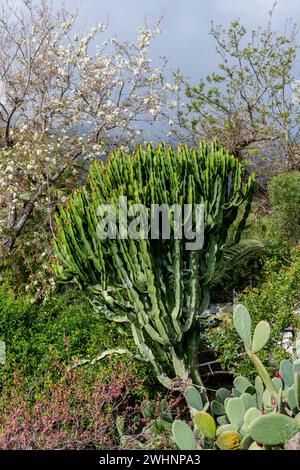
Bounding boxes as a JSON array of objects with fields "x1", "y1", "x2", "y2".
[{"x1": 0, "y1": 0, "x2": 174, "y2": 264}]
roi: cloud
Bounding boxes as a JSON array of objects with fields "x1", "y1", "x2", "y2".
[{"x1": 48, "y1": 0, "x2": 300, "y2": 81}]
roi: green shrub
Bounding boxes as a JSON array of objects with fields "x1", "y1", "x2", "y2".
[
  {"x1": 0, "y1": 286, "x2": 156, "y2": 394},
  {"x1": 266, "y1": 171, "x2": 300, "y2": 247},
  {"x1": 207, "y1": 246, "x2": 300, "y2": 378}
]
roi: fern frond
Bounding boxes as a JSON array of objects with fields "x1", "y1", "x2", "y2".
[{"x1": 212, "y1": 238, "x2": 268, "y2": 286}]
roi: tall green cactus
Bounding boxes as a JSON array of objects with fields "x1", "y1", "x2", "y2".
[{"x1": 53, "y1": 142, "x2": 255, "y2": 389}]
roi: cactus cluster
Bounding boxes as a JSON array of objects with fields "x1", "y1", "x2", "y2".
[
  {"x1": 53, "y1": 142, "x2": 255, "y2": 389},
  {"x1": 172, "y1": 385, "x2": 210, "y2": 449},
  {"x1": 116, "y1": 398, "x2": 175, "y2": 449},
  {"x1": 172, "y1": 304, "x2": 300, "y2": 450}
]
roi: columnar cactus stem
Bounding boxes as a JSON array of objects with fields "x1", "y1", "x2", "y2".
[{"x1": 53, "y1": 142, "x2": 255, "y2": 390}]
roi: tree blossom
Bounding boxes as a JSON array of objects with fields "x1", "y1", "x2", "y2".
[{"x1": 0, "y1": 0, "x2": 174, "y2": 261}]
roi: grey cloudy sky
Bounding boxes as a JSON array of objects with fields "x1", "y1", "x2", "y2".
[{"x1": 51, "y1": 0, "x2": 300, "y2": 83}]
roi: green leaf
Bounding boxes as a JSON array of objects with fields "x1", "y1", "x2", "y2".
[
  {"x1": 255, "y1": 376, "x2": 264, "y2": 410},
  {"x1": 295, "y1": 372, "x2": 300, "y2": 410},
  {"x1": 249, "y1": 414, "x2": 299, "y2": 445},
  {"x1": 216, "y1": 430, "x2": 242, "y2": 450},
  {"x1": 194, "y1": 411, "x2": 216, "y2": 440},
  {"x1": 172, "y1": 420, "x2": 196, "y2": 450},
  {"x1": 240, "y1": 435, "x2": 254, "y2": 450},
  {"x1": 226, "y1": 397, "x2": 245, "y2": 430},
  {"x1": 280, "y1": 360, "x2": 294, "y2": 388},
  {"x1": 211, "y1": 400, "x2": 225, "y2": 416},
  {"x1": 185, "y1": 386, "x2": 203, "y2": 411},
  {"x1": 287, "y1": 386, "x2": 297, "y2": 411},
  {"x1": 240, "y1": 392, "x2": 256, "y2": 411},
  {"x1": 272, "y1": 377, "x2": 283, "y2": 393},
  {"x1": 233, "y1": 376, "x2": 252, "y2": 394},
  {"x1": 244, "y1": 407, "x2": 260, "y2": 432},
  {"x1": 216, "y1": 387, "x2": 231, "y2": 403},
  {"x1": 251, "y1": 353, "x2": 276, "y2": 396},
  {"x1": 233, "y1": 304, "x2": 252, "y2": 349},
  {"x1": 252, "y1": 321, "x2": 270, "y2": 353},
  {"x1": 217, "y1": 415, "x2": 228, "y2": 426},
  {"x1": 216, "y1": 423, "x2": 235, "y2": 436}
]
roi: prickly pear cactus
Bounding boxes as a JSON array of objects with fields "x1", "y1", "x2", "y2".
[
  {"x1": 172, "y1": 420, "x2": 197, "y2": 450},
  {"x1": 216, "y1": 430, "x2": 241, "y2": 450},
  {"x1": 191, "y1": 306, "x2": 300, "y2": 450},
  {"x1": 248, "y1": 414, "x2": 300, "y2": 446}
]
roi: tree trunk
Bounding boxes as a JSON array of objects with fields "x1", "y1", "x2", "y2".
[{"x1": 1, "y1": 186, "x2": 43, "y2": 257}]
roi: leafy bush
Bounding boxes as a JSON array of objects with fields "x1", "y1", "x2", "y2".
[
  {"x1": 266, "y1": 171, "x2": 300, "y2": 247},
  {"x1": 207, "y1": 246, "x2": 300, "y2": 378},
  {"x1": 0, "y1": 286, "x2": 156, "y2": 393}
]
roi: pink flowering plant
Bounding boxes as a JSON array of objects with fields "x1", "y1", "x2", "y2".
[{"x1": 0, "y1": 362, "x2": 145, "y2": 450}]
